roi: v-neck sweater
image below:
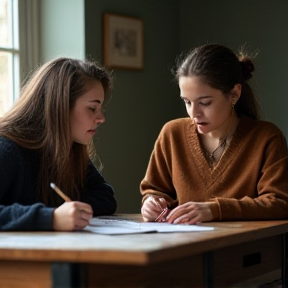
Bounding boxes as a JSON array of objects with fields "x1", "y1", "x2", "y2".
[{"x1": 140, "y1": 115, "x2": 288, "y2": 220}]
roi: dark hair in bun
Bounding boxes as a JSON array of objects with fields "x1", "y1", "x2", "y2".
[{"x1": 175, "y1": 43, "x2": 261, "y2": 119}]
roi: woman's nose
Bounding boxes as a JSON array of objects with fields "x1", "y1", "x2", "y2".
[
  {"x1": 95, "y1": 110, "x2": 105, "y2": 124},
  {"x1": 189, "y1": 104, "x2": 200, "y2": 118}
]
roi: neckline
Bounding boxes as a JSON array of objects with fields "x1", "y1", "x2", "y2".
[
  {"x1": 205, "y1": 139, "x2": 227, "y2": 168},
  {"x1": 187, "y1": 115, "x2": 254, "y2": 181}
]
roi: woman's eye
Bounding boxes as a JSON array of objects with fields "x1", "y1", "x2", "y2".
[
  {"x1": 89, "y1": 107, "x2": 97, "y2": 113},
  {"x1": 200, "y1": 102, "x2": 211, "y2": 106},
  {"x1": 183, "y1": 99, "x2": 191, "y2": 105}
]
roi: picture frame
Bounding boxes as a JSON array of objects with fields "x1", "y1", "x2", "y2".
[{"x1": 103, "y1": 13, "x2": 143, "y2": 70}]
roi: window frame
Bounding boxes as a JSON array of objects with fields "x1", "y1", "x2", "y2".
[
  {"x1": 0, "y1": 0, "x2": 39, "y2": 116},
  {"x1": 18, "y1": 0, "x2": 40, "y2": 84}
]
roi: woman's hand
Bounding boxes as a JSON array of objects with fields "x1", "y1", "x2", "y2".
[
  {"x1": 166, "y1": 202, "x2": 213, "y2": 224},
  {"x1": 52, "y1": 201, "x2": 93, "y2": 231},
  {"x1": 141, "y1": 196, "x2": 169, "y2": 222}
]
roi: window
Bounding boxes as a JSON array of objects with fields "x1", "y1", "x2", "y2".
[
  {"x1": 0, "y1": 0, "x2": 19, "y2": 116},
  {"x1": 0, "y1": 0, "x2": 39, "y2": 116}
]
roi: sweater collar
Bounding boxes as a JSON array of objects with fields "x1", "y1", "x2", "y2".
[{"x1": 187, "y1": 115, "x2": 257, "y2": 183}]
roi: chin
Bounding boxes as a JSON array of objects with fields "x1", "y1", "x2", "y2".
[
  {"x1": 196, "y1": 127, "x2": 207, "y2": 134},
  {"x1": 73, "y1": 139, "x2": 89, "y2": 145}
]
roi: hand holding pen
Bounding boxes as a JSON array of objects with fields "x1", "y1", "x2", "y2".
[
  {"x1": 50, "y1": 183, "x2": 93, "y2": 231},
  {"x1": 141, "y1": 195, "x2": 170, "y2": 222}
]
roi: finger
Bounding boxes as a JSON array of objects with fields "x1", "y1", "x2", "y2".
[
  {"x1": 80, "y1": 210, "x2": 93, "y2": 221},
  {"x1": 146, "y1": 212, "x2": 160, "y2": 221},
  {"x1": 174, "y1": 213, "x2": 202, "y2": 225},
  {"x1": 155, "y1": 208, "x2": 170, "y2": 222},
  {"x1": 158, "y1": 198, "x2": 168, "y2": 210},
  {"x1": 142, "y1": 215, "x2": 157, "y2": 222},
  {"x1": 141, "y1": 206, "x2": 159, "y2": 222},
  {"x1": 166, "y1": 203, "x2": 193, "y2": 222},
  {"x1": 74, "y1": 218, "x2": 90, "y2": 229},
  {"x1": 187, "y1": 215, "x2": 202, "y2": 225},
  {"x1": 74, "y1": 201, "x2": 93, "y2": 214},
  {"x1": 74, "y1": 225, "x2": 83, "y2": 231},
  {"x1": 166, "y1": 205, "x2": 181, "y2": 219},
  {"x1": 150, "y1": 198, "x2": 162, "y2": 211},
  {"x1": 144, "y1": 201, "x2": 157, "y2": 210},
  {"x1": 173, "y1": 215, "x2": 190, "y2": 224},
  {"x1": 166, "y1": 210, "x2": 185, "y2": 223},
  {"x1": 145, "y1": 201, "x2": 163, "y2": 214},
  {"x1": 169, "y1": 210, "x2": 194, "y2": 224},
  {"x1": 147, "y1": 196, "x2": 164, "y2": 212},
  {"x1": 155, "y1": 208, "x2": 168, "y2": 222}
]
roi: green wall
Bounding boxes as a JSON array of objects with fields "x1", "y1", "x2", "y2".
[
  {"x1": 179, "y1": 0, "x2": 288, "y2": 136},
  {"x1": 85, "y1": 0, "x2": 182, "y2": 213}
]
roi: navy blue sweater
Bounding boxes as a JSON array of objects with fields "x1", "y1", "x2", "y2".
[{"x1": 0, "y1": 136, "x2": 117, "y2": 231}]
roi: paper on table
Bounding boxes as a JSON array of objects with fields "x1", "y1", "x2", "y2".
[{"x1": 84, "y1": 216, "x2": 214, "y2": 235}]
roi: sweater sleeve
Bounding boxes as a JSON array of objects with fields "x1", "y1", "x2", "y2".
[
  {"x1": 0, "y1": 138, "x2": 54, "y2": 231},
  {"x1": 214, "y1": 129, "x2": 288, "y2": 220},
  {"x1": 0, "y1": 204, "x2": 54, "y2": 231},
  {"x1": 140, "y1": 130, "x2": 178, "y2": 208},
  {"x1": 81, "y1": 161, "x2": 117, "y2": 216}
]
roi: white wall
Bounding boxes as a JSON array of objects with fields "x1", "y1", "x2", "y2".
[{"x1": 40, "y1": 0, "x2": 85, "y2": 62}]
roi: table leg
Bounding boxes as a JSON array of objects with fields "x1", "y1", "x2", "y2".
[
  {"x1": 52, "y1": 262, "x2": 87, "y2": 288},
  {"x1": 204, "y1": 251, "x2": 213, "y2": 288},
  {"x1": 283, "y1": 233, "x2": 288, "y2": 288}
]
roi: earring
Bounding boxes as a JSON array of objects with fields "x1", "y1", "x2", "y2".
[{"x1": 232, "y1": 103, "x2": 235, "y2": 109}]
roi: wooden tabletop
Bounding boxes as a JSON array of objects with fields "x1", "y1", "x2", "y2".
[{"x1": 1, "y1": 214, "x2": 288, "y2": 265}]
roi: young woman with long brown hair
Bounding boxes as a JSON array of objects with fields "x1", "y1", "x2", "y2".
[{"x1": 0, "y1": 57, "x2": 117, "y2": 231}]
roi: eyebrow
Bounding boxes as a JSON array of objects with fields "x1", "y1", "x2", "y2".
[
  {"x1": 180, "y1": 95, "x2": 212, "y2": 100},
  {"x1": 88, "y1": 99, "x2": 102, "y2": 104}
]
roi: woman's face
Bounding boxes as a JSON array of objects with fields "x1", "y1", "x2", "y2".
[
  {"x1": 179, "y1": 76, "x2": 237, "y2": 137},
  {"x1": 70, "y1": 80, "x2": 105, "y2": 145}
]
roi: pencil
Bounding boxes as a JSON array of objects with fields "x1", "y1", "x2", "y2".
[{"x1": 50, "y1": 182, "x2": 71, "y2": 202}]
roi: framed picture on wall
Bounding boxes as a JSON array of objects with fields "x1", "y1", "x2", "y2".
[{"x1": 103, "y1": 13, "x2": 143, "y2": 70}]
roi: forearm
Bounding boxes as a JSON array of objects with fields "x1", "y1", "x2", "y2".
[
  {"x1": 0, "y1": 203, "x2": 54, "y2": 231},
  {"x1": 214, "y1": 196, "x2": 288, "y2": 220}
]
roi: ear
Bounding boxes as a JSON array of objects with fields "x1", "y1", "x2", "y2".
[{"x1": 231, "y1": 84, "x2": 241, "y2": 104}]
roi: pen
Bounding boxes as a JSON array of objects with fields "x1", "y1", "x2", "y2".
[
  {"x1": 50, "y1": 182, "x2": 71, "y2": 202},
  {"x1": 148, "y1": 196, "x2": 169, "y2": 222}
]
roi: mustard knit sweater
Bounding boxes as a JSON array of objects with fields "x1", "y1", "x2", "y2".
[{"x1": 140, "y1": 115, "x2": 288, "y2": 220}]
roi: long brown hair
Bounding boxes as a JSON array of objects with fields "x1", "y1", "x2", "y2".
[
  {"x1": 0, "y1": 58, "x2": 112, "y2": 205},
  {"x1": 175, "y1": 44, "x2": 261, "y2": 120}
]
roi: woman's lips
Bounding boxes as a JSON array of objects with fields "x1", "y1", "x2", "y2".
[
  {"x1": 196, "y1": 122, "x2": 208, "y2": 126},
  {"x1": 88, "y1": 129, "x2": 96, "y2": 134}
]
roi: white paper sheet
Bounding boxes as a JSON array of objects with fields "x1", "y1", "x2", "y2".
[{"x1": 84, "y1": 216, "x2": 214, "y2": 235}]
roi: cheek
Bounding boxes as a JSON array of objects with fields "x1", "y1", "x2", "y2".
[
  {"x1": 212, "y1": 103, "x2": 231, "y2": 122},
  {"x1": 74, "y1": 110, "x2": 89, "y2": 123},
  {"x1": 70, "y1": 111, "x2": 87, "y2": 133},
  {"x1": 185, "y1": 106, "x2": 193, "y2": 118}
]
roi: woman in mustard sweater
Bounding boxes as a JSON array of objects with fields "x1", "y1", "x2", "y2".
[{"x1": 140, "y1": 44, "x2": 288, "y2": 224}]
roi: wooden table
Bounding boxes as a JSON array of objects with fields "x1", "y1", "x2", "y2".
[{"x1": 0, "y1": 214, "x2": 288, "y2": 288}]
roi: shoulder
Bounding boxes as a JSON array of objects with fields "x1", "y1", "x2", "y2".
[
  {"x1": 0, "y1": 136, "x2": 21, "y2": 156},
  {"x1": 258, "y1": 120, "x2": 283, "y2": 134},
  {"x1": 242, "y1": 116, "x2": 283, "y2": 136},
  {"x1": 0, "y1": 137, "x2": 23, "y2": 176},
  {"x1": 238, "y1": 116, "x2": 286, "y2": 149},
  {"x1": 156, "y1": 118, "x2": 194, "y2": 147},
  {"x1": 0, "y1": 136, "x2": 35, "y2": 164},
  {"x1": 161, "y1": 118, "x2": 192, "y2": 134}
]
